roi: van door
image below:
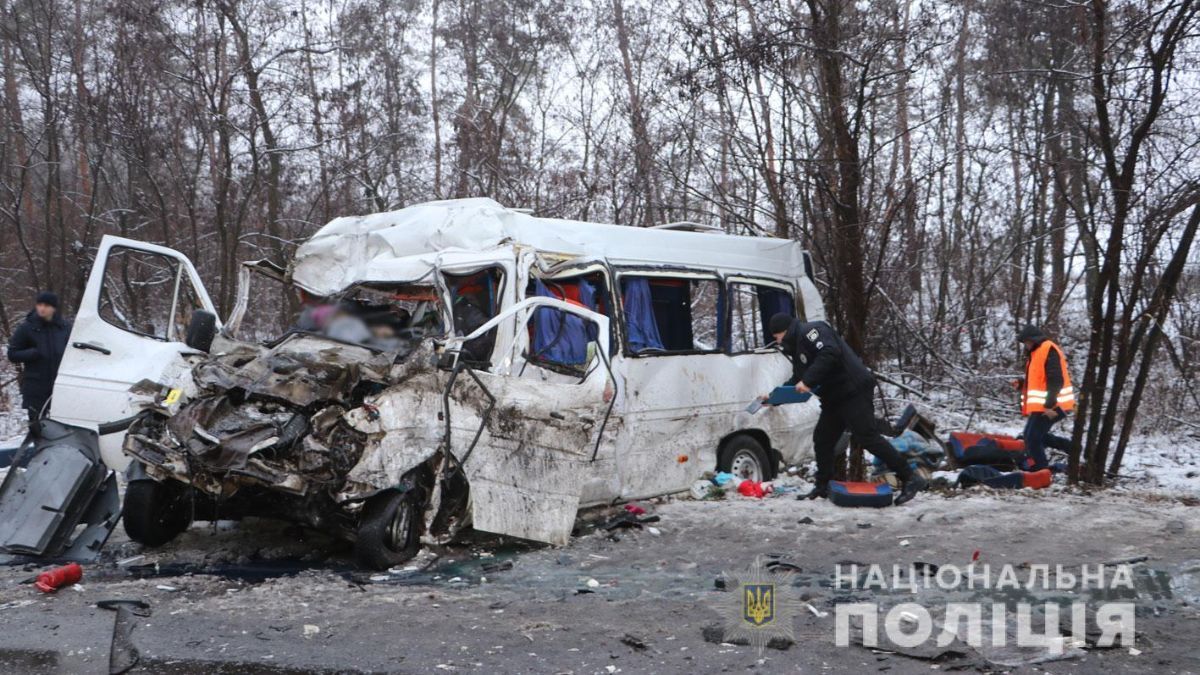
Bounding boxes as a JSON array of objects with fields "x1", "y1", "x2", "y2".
[
  {"x1": 445, "y1": 296, "x2": 614, "y2": 545},
  {"x1": 51, "y1": 235, "x2": 218, "y2": 470}
]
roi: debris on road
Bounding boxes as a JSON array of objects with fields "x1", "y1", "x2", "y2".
[
  {"x1": 828, "y1": 480, "x2": 894, "y2": 508},
  {"x1": 620, "y1": 633, "x2": 648, "y2": 650},
  {"x1": 0, "y1": 421, "x2": 120, "y2": 563},
  {"x1": 957, "y1": 465, "x2": 1053, "y2": 490},
  {"x1": 601, "y1": 512, "x2": 660, "y2": 531},
  {"x1": 34, "y1": 562, "x2": 82, "y2": 593},
  {"x1": 97, "y1": 599, "x2": 151, "y2": 675},
  {"x1": 701, "y1": 623, "x2": 794, "y2": 650}
]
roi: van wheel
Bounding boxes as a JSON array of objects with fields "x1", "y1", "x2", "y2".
[
  {"x1": 717, "y1": 435, "x2": 773, "y2": 482},
  {"x1": 123, "y1": 479, "x2": 193, "y2": 547},
  {"x1": 355, "y1": 489, "x2": 422, "y2": 570}
]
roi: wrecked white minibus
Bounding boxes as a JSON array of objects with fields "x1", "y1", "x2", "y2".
[{"x1": 37, "y1": 198, "x2": 826, "y2": 568}]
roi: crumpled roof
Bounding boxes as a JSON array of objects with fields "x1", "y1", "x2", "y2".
[{"x1": 291, "y1": 198, "x2": 807, "y2": 294}]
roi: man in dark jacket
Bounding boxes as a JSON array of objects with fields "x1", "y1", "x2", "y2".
[
  {"x1": 6, "y1": 291, "x2": 72, "y2": 420},
  {"x1": 766, "y1": 313, "x2": 927, "y2": 505}
]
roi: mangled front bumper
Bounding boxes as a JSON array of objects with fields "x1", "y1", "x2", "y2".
[{"x1": 122, "y1": 333, "x2": 409, "y2": 504}]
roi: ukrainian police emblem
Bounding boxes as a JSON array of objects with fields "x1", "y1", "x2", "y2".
[
  {"x1": 743, "y1": 583, "x2": 774, "y2": 626},
  {"x1": 716, "y1": 556, "x2": 798, "y2": 651}
]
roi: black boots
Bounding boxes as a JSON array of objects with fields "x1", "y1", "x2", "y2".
[
  {"x1": 894, "y1": 475, "x2": 927, "y2": 506},
  {"x1": 799, "y1": 485, "x2": 828, "y2": 500}
]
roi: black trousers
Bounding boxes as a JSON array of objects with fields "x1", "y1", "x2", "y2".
[
  {"x1": 812, "y1": 387, "x2": 913, "y2": 485},
  {"x1": 1022, "y1": 411, "x2": 1072, "y2": 470}
]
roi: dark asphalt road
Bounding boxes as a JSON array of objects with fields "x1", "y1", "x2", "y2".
[{"x1": 0, "y1": 490, "x2": 1197, "y2": 674}]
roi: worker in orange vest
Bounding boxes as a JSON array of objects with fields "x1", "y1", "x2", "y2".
[{"x1": 1017, "y1": 325, "x2": 1074, "y2": 470}]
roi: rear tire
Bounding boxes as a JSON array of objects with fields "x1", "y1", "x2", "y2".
[
  {"x1": 123, "y1": 479, "x2": 193, "y2": 547},
  {"x1": 354, "y1": 489, "x2": 422, "y2": 570},
  {"x1": 717, "y1": 435, "x2": 774, "y2": 482}
]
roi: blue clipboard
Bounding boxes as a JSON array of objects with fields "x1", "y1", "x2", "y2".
[{"x1": 767, "y1": 385, "x2": 815, "y2": 405}]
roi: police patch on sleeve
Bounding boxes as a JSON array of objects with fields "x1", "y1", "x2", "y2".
[{"x1": 806, "y1": 329, "x2": 819, "y2": 342}]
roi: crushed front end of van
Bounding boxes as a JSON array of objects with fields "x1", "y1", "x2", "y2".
[{"x1": 121, "y1": 293, "x2": 615, "y2": 570}]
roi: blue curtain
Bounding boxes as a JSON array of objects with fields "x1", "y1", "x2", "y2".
[
  {"x1": 621, "y1": 278, "x2": 665, "y2": 352},
  {"x1": 757, "y1": 288, "x2": 794, "y2": 344},
  {"x1": 577, "y1": 279, "x2": 601, "y2": 343},
  {"x1": 531, "y1": 280, "x2": 589, "y2": 365}
]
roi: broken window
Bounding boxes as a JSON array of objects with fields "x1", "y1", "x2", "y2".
[
  {"x1": 619, "y1": 274, "x2": 723, "y2": 354},
  {"x1": 526, "y1": 270, "x2": 612, "y2": 351},
  {"x1": 445, "y1": 268, "x2": 504, "y2": 364},
  {"x1": 170, "y1": 271, "x2": 207, "y2": 343},
  {"x1": 728, "y1": 282, "x2": 795, "y2": 352},
  {"x1": 286, "y1": 284, "x2": 444, "y2": 351},
  {"x1": 525, "y1": 278, "x2": 605, "y2": 371},
  {"x1": 99, "y1": 246, "x2": 199, "y2": 342},
  {"x1": 233, "y1": 272, "x2": 298, "y2": 344}
]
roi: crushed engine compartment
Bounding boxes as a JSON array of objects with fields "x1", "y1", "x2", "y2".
[{"x1": 122, "y1": 329, "x2": 455, "y2": 537}]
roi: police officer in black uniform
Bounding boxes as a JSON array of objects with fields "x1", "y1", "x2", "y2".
[{"x1": 765, "y1": 313, "x2": 926, "y2": 505}]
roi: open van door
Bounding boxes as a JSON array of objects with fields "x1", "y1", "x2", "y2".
[
  {"x1": 440, "y1": 297, "x2": 615, "y2": 545},
  {"x1": 51, "y1": 235, "x2": 218, "y2": 470}
]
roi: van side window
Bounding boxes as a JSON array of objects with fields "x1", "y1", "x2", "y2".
[
  {"x1": 526, "y1": 274, "x2": 609, "y2": 366},
  {"x1": 445, "y1": 269, "x2": 503, "y2": 364},
  {"x1": 728, "y1": 282, "x2": 795, "y2": 352},
  {"x1": 620, "y1": 275, "x2": 723, "y2": 354},
  {"x1": 525, "y1": 301, "x2": 601, "y2": 374}
]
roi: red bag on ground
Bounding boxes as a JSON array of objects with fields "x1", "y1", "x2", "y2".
[{"x1": 737, "y1": 481, "x2": 766, "y2": 499}]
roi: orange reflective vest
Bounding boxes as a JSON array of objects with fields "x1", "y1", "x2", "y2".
[{"x1": 1022, "y1": 340, "x2": 1074, "y2": 415}]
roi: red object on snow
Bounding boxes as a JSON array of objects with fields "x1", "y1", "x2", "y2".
[
  {"x1": 35, "y1": 563, "x2": 82, "y2": 593},
  {"x1": 1022, "y1": 469, "x2": 1053, "y2": 489},
  {"x1": 623, "y1": 504, "x2": 646, "y2": 516},
  {"x1": 738, "y1": 481, "x2": 766, "y2": 499}
]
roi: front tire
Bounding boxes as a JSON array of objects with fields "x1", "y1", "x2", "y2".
[
  {"x1": 717, "y1": 435, "x2": 774, "y2": 482},
  {"x1": 354, "y1": 489, "x2": 422, "y2": 570},
  {"x1": 123, "y1": 479, "x2": 193, "y2": 547}
]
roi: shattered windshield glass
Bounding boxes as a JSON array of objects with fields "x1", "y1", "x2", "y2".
[
  {"x1": 232, "y1": 271, "x2": 446, "y2": 352},
  {"x1": 295, "y1": 285, "x2": 446, "y2": 352}
]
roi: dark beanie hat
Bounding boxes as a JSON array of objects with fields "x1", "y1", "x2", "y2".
[
  {"x1": 769, "y1": 313, "x2": 794, "y2": 335},
  {"x1": 35, "y1": 291, "x2": 59, "y2": 308},
  {"x1": 1017, "y1": 324, "x2": 1046, "y2": 343}
]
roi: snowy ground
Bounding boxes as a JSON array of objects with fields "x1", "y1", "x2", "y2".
[
  {"x1": 1118, "y1": 434, "x2": 1200, "y2": 497},
  {"x1": 0, "y1": 484, "x2": 1196, "y2": 673}
]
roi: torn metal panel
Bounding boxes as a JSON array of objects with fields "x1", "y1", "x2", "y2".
[
  {"x1": 122, "y1": 332, "x2": 400, "y2": 502},
  {"x1": 0, "y1": 420, "x2": 120, "y2": 561},
  {"x1": 335, "y1": 337, "x2": 611, "y2": 546},
  {"x1": 193, "y1": 334, "x2": 392, "y2": 407},
  {"x1": 340, "y1": 373, "x2": 444, "y2": 495},
  {"x1": 452, "y1": 365, "x2": 609, "y2": 545}
]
